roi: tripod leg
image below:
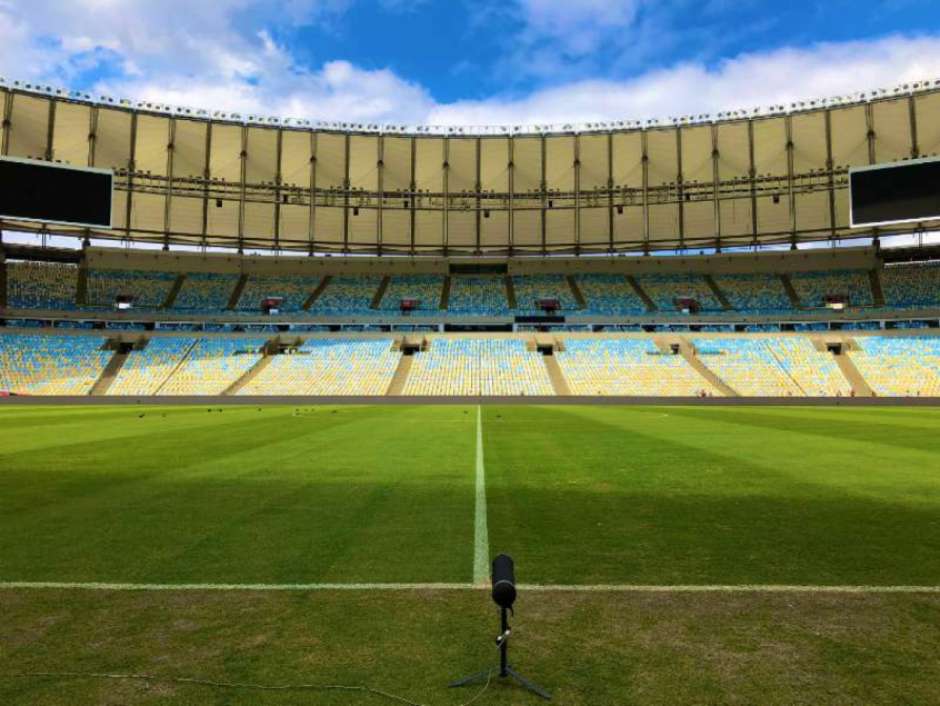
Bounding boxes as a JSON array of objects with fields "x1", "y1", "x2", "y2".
[
  {"x1": 448, "y1": 668, "x2": 492, "y2": 688},
  {"x1": 506, "y1": 666, "x2": 552, "y2": 701}
]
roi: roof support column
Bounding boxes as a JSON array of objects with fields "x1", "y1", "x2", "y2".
[
  {"x1": 273, "y1": 128, "x2": 283, "y2": 252},
  {"x1": 540, "y1": 134, "x2": 547, "y2": 255},
  {"x1": 164, "y1": 118, "x2": 176, "y2": 250},
  {"x1": 475, "y1": 137, "x2": 482, "y2": 255},
  {"x1": 0, "y1": 90, "x2": 12, "y2": 156},
  {"x1": 908, "y1": 95, "x2": 920, "y2": 158},
  {"x1": 676, "y1": 126, "x2": 685, "y2": 250},
  {"x1": 44, "y1": 97, "x2": 55, "y2": 161},
  {"x1": 606, "y1": 132, "x2": 614, "y2": 253},
  {"x1": 124, "y1": 113, "x2": 137, "y2": 244},
  {"x1": 200, "y1": 123, "x2": 212, "y2": 249},
  {"x1": 376, "y1": 135, "x2": 384, "y2": 256},
  {"x1": 508, "y1": 137, "x2": 515, "y2": 256},
  {"x1": 342, "y1": 133, "x2": 350, "y2": 253},
  {"x1": 308, "y1": 132, "x2": 317, "y2": 255},
  {"x1": 442, "y1": 137, "x2": 450, "y2": 256},
  {"x1": 574, "y1": 135, "x2": 581, "y2": 255},
  {"x1": 747, "y1": 119, "x2": 758, "y2": 247},
  {"x1": 710, "y1": 124, "x2": 721, "y2": 252},
  {"x1": 237, "y1": 125, "x2": 248, "y2": 254},
  {"x1": 641, "y1": 130, "x2": 650, "y2": 255},
  {"x1": 824, "y1": 109, "x2": 836, "y2": 241},
  {"x1": 409, "y1": 136, "x2": 416, "y2": 256},
  {"x1": 785, "y1": 115, "x2": 797, "y2": 249}
]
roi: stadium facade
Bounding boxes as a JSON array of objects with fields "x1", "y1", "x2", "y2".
[{"x1": 0, "y1": 79, "x2": 939, "y2": 400}]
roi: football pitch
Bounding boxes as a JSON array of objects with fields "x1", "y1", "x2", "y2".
[{"x1": 2, "y1": 404, "x2": 940, "y2": 704}]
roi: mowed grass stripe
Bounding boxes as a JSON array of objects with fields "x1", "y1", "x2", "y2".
[
  {"x1": 472, "y1": 405, "x2": 489, "y2": 585},
  {"x1": 0, "y1": 405, "x2": 478, "y2": 584},
  {"x1": 482, "y1": 405, "x2": 940, "y2": 586}
]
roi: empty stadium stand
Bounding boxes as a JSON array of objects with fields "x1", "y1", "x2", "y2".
[
  {"x1": 0, "y1": 333, "x2": 109, "y2": 394},
  {"x1": 850, "y1": 336, "x2": 940, "y2": 397},
  {"x1": 85, "y1": 269, "x2": 177, "y2": 310},
  {"x1": 6, "y1": 261, "x2": 78, "y2": 310}
]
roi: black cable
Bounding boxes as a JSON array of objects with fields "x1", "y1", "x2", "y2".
[{"x1": 6, "y1": 669, "x2": 493, "y2": 706}]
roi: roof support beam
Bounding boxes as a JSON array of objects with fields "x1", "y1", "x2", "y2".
[
  {"x1": 676, "y1": 126, "x2": 685, "y2": 250},
  {"x1": 237, "y1": 126, "x2": 248, "y2": 253},
  {"x1": 164, "y1": 118, "x2": 176, "y2": 250},
  {"x1": 308, "y1": 132, "x2": 317, "y2": 255},
  {"x1": 785, "y1": 116, "x2": 797, "y2": 249},
  {"x1": 0, "y1": 90, "x2": 12, "y2": 156},
  {"x1": 508, "y1": 137, "x2": 515, "y2": 256},
  {"x1": 442, "y1": 137, "x2": 450, "y2": 256},
  {"x1": 641, "y1": 130, "x2": 650, "y2": 254},
  {"x1": 377, "y1": 135, "x2": 384, "y2": 255},
  {"x1": 710, "y1": 124, "x2": 721, "y2": 252},
  {"x1": 342, "y1": 133, "x2": 350, "y2": 253},
  {"x1": 409, "y1": 136, "x2": 416, "y2": 256},
  {"x1": 200, "y1": 123, "x2": 212, "y2": 249},
  {"x1": 606, "y1": 132, "x2": 614, "y2": 253},
  {"x1": 124, "y1": 112, "x2": 137, "y2": 243},
  {"x1": 574, "y1": 134, "x2": 581, "y2": 255},
  {"x1": 474, "y1": 137, "x2": 482, "y2": 255},
  {"x1": 909, "y1": 94, "x2": 920, "y2": 158},
  {"x1": 273, "y1": 128, "x2": 283, "y2": 252},
  {"x1": 824, "y1": 108, "x2": 836, "y2": 241},
  {"x1": 747, "y1": 119, "x2": 758, "y2": 247},
  {"x1": 540, "y1": 134, "x2": 547, "y2": 255}
]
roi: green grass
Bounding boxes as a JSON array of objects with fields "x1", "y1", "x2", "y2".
[{"x1": 2, "y1": 403, "x2": 940, "y2": 704}]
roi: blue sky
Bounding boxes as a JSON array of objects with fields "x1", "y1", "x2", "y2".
[{"x1": 2, "y1": 0, "x2": 940, "y2": 126}]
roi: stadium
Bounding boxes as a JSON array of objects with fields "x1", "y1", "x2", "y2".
[{"x1": 2, "y1": 8, "x2": 940, "y2": 704}]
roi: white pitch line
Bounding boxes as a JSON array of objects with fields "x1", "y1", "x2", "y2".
[
  {"x1": 2, "y1": 581, "x2": 940, "y2": 593},
  {"x1": 472, "y1": 404, "x2": 490, "y2": 586}
]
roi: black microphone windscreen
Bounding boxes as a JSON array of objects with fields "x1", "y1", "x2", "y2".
[{"x1": 491, "y1": 554, "x2": 516, "y2": 608}]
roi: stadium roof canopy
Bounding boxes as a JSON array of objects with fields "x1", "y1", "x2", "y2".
[{"x1": 2, "y1": 78, "x2": 940, "y2": 256}]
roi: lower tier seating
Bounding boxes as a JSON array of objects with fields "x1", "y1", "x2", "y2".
[
  {"x1": 850, "y1": 336, "x2": 940, "y2": 397},
  {"x1": 239, "y1": 338, "x2": 399, "y2": 395},
  {"x1": 556, "y1": 339, "x2": 714, "y2": 396},
  {"x1": 160, "y1": 338, "x2": 268, "y2": 395},
  {"x1": 0, "y1": 334, "x2": 109, "y2": 394},
  {"x1": 693, "y1": 338, "x2": 803, "y2": 396},
  {"x1": 403, "y1": 339, "x2": 553, "y2": 396},
  {"x1": 108, "y1": 337, "x2": 198, "y2": 395}
]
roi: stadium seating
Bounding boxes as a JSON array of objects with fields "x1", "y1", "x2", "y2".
[
  {"x1": 634, "y1": 274, "x2": 722, "y2": 312},
  {"x1": 711, "y1": 273, "x2": 793, "y2": 313},
  {"x1": 880, "y1": 262, "x2": 940, "y2": 309},
  {"x1": 236, "y1": 275, "x2": 320, "y2": 313},
  {"x1": 511, "y1": 274, "x2": 579, "y2": 313},
  {"x1": 403, "y1": 338, "x2": 553, "y2": 395},
  {"x1": 789, "y1": 269, "x2": 873, "y2": 308},
  {"x1": 771, "y1": 337, "x2": 852, "y2": 396},
  {"x1": 575, "y1": 274, "x2": 648, "y2": 315},
  {"x1": 692, "y1": 338, "x2": 803, "y2": 396},
  {"x1": 850, "y1": 336, "x2": 940, "y2": 397},
  {"x1": 556, "y1": 338, "x2": 714, "y2": 396},
  {"x1": 447, "y1": 275, "x2": 510, "y2": 316},
  {"x1": 107, "y1": 336, "x2": 198, "y2": 395},
  {"x1": 239, "y1": 338, "x2": 399, "y2": 395},
  {"x1": 85, "y1": 269, "x2": 176, "y2": 310},
  {"x1": 379, "y1": 275, "x2": 444, "y2": 314},
  {"x1": 173, "y1": 273, "x2": 240, "y2": 311},
  {"x1": 160, "y1": 337, "x2": 267, "y2": 395},
  {"x1": 6, "y1": 261, "x2": 78, "y2": 310},
  {"x1": 0, "y1": 333, "x2": 109, "y2": 394},
  {"x1": 309, "y1": 275, "x2": 381, "y2": 316}
]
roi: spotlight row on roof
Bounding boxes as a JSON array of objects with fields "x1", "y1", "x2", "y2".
[{"x1": 2, "y1": 76, "x2": 940, "y2": 136}]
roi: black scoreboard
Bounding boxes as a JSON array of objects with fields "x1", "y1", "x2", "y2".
[
  {"x1": 0, "y1": 157, "x2": 113, "y2": 229},
  {"x1": 850, "y1": 157, "x2": 940, "y2": 228}
]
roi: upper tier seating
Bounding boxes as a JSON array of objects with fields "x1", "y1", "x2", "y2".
[
  {"x1": 86, "y1": 269, "x2": 176, "y2": 310},
  {"x1": 447, "y1": 276, "x2": 510, "y2": 316},
  {"x1": 850, "y1": 336, "x2": 940, "y2": 397},
  {"x1": 379, "y1": 275, "x2": 444, "y2": 314},
  {"x1": 511, "y1": 275, "x2": 579, "y2": 313},
  {"x1": 309, "y1": 275, "x2": 381, "y2": 316},
  {"x1": 634, "y1": 274, "x2": 722, "y2": 312},
  {"x1": 173, "y1": 273, "x2": 240, "y2": 311},
  {"x1": 789, "y1": 269, "x2": 873, "y2": 308},
  {"x1": 692, "y1": 338, "x2": 803, "y2": 396},
  {"x1": 881, "y1": 262, "x2": 940, "y2": 309},
  {"x1": 556, "y1": 338, "x2": 714, "y2": 396},
  {"x1": 711, "y1": 273, "x2": 793, "y2": 313},
  {"x1": 403, "y1": 338, "x2": 553, "y2": 396},
  {"x1": 160, "y1": 337, "x2": 267, "y2": 395},
  {"x1": 238, "y1": 338, "x2": 399, "y2": 395},
  {"x1": 575, "y1": 274, "x2": 648, "y2": 316},
  {"x1": 108, "y1": 336, "x2": 197, "y2": 395},
  {"x1": 771, "y1": 337, "x2": 851, "y2": 396},
  {"x1": 6, "y1": 261, "x2": 78, "y2": 310},
  {"x1": 236, "y1": 275, "x2": 320, "y2": 313},
  {"x1": 0, "y1": 333, "x2": 109, "y2": 394}
]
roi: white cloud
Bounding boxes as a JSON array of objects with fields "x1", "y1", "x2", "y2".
[
  {"x1": 1, "y1": 1, "x2": 940, "y2": 130},
  {"x1": 428, "y1": 35, "x2": 940, "y2": 126}
]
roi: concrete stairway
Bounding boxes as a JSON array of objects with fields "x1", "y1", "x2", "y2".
[
  {"x1": 223, "y1": 354, "x2": 273, "y2": 396},
  {"x1": 226, "y1": 274, "x2": 248, "y2": 310},
  {"x1": 89, "y1": 351, "x2": 128, "y2": 396},
  {"x1": 869, "y1": 269, "x2": 886, "y2": 307},
  {"x1": 677, "y1": 338, "x2": 738, "y2": 397},
  {"x1": 626, "y1": 275, "x2": 657, "y2": 312},
  {"x1": 439, "y1": 275, "x2": 452, "y2": 310},
  {"x1": 704, "y1": 274, "x2": 733, "y2": 310},
  {"x1": 504, "y1": 275, "x2": 517, "y2": 309},
  {"x1": 780, "y1": 274, "x2": 802, "y2": 309},
  {"x1": 542, "y1": 354, "x2": 571, "y2": 395},
  {"x1": 371, "y1": 276, "x2": 391, "y2": 309},
  {"x1": 153, "y1": 338, "x2": 199, "y2": 394},
  {"x1": 836, "y1": 342, "x2": 875, "y2": 397},
  {"x1": 162, "y1": 274, "x2": 186, "y2": 309},
  {"x1": 303, "y1": 276, "x2": 332, "y2": 310},
  {"x1": 566, "y1": 275, "x2": 587, "y2": 309},
  {"x1": 386, "y1": 354, "x2": 414, "y2": 395}
]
